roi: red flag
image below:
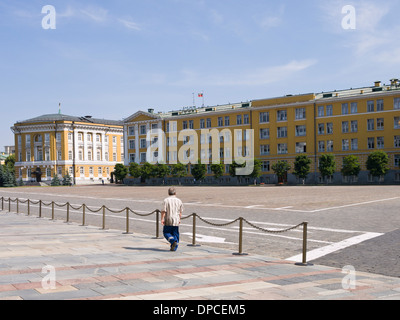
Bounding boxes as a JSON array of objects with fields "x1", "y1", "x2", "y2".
[{"x1": 198, "y1": 93, "x2": 203, "y2": 97}]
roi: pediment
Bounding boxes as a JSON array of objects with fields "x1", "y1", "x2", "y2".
[{"x1": 124, "y1": 111, "x2": 161, "y2": 123}]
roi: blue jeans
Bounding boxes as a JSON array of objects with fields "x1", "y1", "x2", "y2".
[{"x1": 163, "y1": 226, "x2": 180, "y2": 245}]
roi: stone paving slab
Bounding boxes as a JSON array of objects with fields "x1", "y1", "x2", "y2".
[{"x1": 0, "y1": 211, "x2": 399, "y2": 301}]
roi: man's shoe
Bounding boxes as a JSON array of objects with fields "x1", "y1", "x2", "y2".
[{"x1": 171, "y1": 241, "x2": 178, "y2": 251}]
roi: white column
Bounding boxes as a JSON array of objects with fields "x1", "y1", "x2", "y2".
[{"x1": 135, "y1": 124, "x2": 140, "y2": 164}]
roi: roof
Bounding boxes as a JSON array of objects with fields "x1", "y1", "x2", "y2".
[{"x1": 15, "y1": 114, "x2": 123, "y2": 127}]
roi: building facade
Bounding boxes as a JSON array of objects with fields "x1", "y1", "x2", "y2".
[
  {"x1": 123, "y1": 80, "x2": 400, "y2": 184},
  {"x1": 11, "y1": 114, "x2": 124, "y2": 184}
]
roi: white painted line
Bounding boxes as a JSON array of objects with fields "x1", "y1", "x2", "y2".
[
  {"x1": 286, "y1": 232, "x2": 384, "y2": 263},
  {"x1": 308, "y1": 197, "x2": 400, "y2": 213}
]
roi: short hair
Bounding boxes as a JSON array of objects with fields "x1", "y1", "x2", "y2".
[{"x1": 168, "y1": 187, "x2": 176, "y2": 196}]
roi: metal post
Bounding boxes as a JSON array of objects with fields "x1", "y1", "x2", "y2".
[
  {"x1": 27, "y1": 199, "x2": 30, "y2": 216},
  {"x1": 233, "y1": 218, "x2": 248, "y2": 256},
  {"x1": 155, "y1": 209, "x2": 160, "y2": 238},
  {"x1": 187, "y1": 213, "x2": 200, "y2": 247},
  {"x1": 51, "y1": 201, "x2": 55, "y2": 220},
  {"x1": 8, "y1": 198, "x2": 11, "y2": 212},
  {"x1": 123, "y1": 207, "x2": 131, "y2": 234},
  {"x1": 1, "y1": 197, "x2": 3, "y2": 211},
  {"x1": 16, "y1": 198, "x2": 19, "y2": 214},
  {"x1": 302, "y1": 222, "x2": 308, "y2": 264},
  {"x1": 82, "y1": 204, "x2": 86, "y2": 226},
  {"x1": 66, "y1": 202, "x2": 70, "y2": 223},
  {"x1": 39, "y1": 200, "x2": 42, "y2": 218},
  {"x1": 102, "y1": 206, "x2": 106, "y2": 230}
]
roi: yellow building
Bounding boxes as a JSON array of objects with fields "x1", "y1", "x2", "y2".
[
  {"x1": 123, "y1": 79, "x2": 400, "y2": 184},
  {"x1": 11, "y1": 114, "x2": 124, "y2": 184}
]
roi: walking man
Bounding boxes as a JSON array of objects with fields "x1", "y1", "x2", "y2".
[{"x1": 161, "y1": 187, "x2": 183, "y2": 251}]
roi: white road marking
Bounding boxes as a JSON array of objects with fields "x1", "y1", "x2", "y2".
[
  {"x1": 181, "y1": 233, "x2": 234, "y2": 244},
  {"x1": 286, "y1": 232, "x2": 384, "y2": 263}
]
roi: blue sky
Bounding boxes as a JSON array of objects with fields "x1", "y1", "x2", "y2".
[{"x1": 1, "y1": 0, "x2": 400, "y2": 148}]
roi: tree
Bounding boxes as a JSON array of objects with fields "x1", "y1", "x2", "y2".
[
  {"x1": 140, "y1": 162, "x2": 156, "y2": 182},
  {"x1": 4, "y1": 154, "x2": 15, "y2": 172},
  {"x1": 211, "y1": 162, "x2": 224, "y2": 180},
  {"x1": 51, "y1": 174, "x2": 61, "y2": 186},
  {"x1": 272, "y1": 161, "x2": 291, "y2": 184},
  {"x1": 191, "y1": 161, "x2": 207, "y2": 183},
  {"x1": 62, "y1": 173, "x2": 73, "y2": 186},
  {"x1": 341, "y1": 155, "x2": 361, "y2": 181},
  {"x1": 154, "y1": 163, "x2": 170, "y2": 183},
  {"x1": 113, "y1": 164, "x2": 128, "y2": 183},
  {"x1": 366, "y1": 151, "x2": 389, "y2": 180},
  {"x1": 171, "y1": 163, "x2": 187, "y2": 184},
  {"x1": 128, "y1": 162, "x2": 142, "y2": 179},
  {"x1": 249, "y1": 159, "x2": 262, "y2": 185},
  {"x1": 319, "y1": 154, "x2": 336, "y2": 183},
  {"x1": 293, "y1": 155, "x2": 311, "y2": 184}
]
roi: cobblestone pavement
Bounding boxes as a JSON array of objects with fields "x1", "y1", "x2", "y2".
[{"x1": 0, "y1": 211, "x2": 399, "y2": 300}]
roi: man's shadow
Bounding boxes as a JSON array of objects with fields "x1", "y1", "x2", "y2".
[{"x1": 123, "y1": 247, "x2": 170, "y2": 252}]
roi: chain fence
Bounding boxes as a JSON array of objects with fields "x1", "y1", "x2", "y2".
[{"x1": 0, "y1": 196, "x2": 309, "y2": 265}]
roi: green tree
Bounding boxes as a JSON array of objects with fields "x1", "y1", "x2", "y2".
[
  {"x1": 140, "y1": 162, "x2": 156, "y2": 182},
  {"x1": 319, "y1": 154, "x2": 336, "y2": 183},
  {"x1": 249, "y1": 159, "x2": 262, "y2": 184},
  {"x1": 366, "y1": 151, "x2": 389, "y2": 179},
  {"x1": 113, "y1": 163, "x2": 128, "y2": 183},
  {"x1": 62, "y1": 173, "x2": 73, "y2": 186},
  {"x1": 154, "y1": 163, "x2": 170, "y2": 182},
  {"x1": 272, "y1": 160, "x2": 291, "y2": 184},
  {"x1": 211, "y1": 162, "x2": 224, "y2": 180},
  {"x1": 51, "y1": 174, "x2": 61, "y2": 186},
  {"x1": 341, "y1": 155, "x2": 361, "y2": 181},
  {"x1": 191, "y1": 161, "x2": 207, "y2": 182},
  {"x1": 5, "y1": 154, "x2": 15, "y2": 172},
  {"x1": 293, "y1": 155, "x2": 311, "y2": 184},
  {"x1": 171, "y1": 163, "x2": 187, "y2": 184},
  {"x1": 128, "y1": 162, "x2": 141, "y2": 181}
]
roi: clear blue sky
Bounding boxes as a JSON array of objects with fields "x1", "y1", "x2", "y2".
[{"x1": 1, "y1": 0, "x2": 400, "y2": 148}]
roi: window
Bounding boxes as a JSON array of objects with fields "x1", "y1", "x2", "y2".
[
  {"x1": 89, "y1": 167, "x2": 94, "y2": 175},
  {"x1": 350, "y1": 102, "x2": 358, "y2": 114},
  {"x1": 129, "y1": 154, "x2": 135, "y2": 163},
  {"x1": 395, "y1": 136, "x2": 400, "y2": 148},
  {"x1": 342, "y1": 121, "x2": 349, "y2": 133},
  {"x1": 129, "y1": 140, "x2": 135, "y2": 150},
  {"x1": 182, "y1": 121, "x2": 188, "y2": 130},
  {"x1": 377, "y1": 137, "x2": 384, "y2": 149},
  {"x1": 140, "y1": 153, "x2": 146, "y2": 163},
  {"x1": 368, "y1": 137, "x2": 375, "y2": 149},
  {"x1": 200, "y1": 119, "x2": 205, "y2": 129},
  {"x1": 259, "y1": 112, "x2": 269, "y2": 123},
  {"x1": 395, "y1": 117, "x2": 400, "y2": 129},
  {"x1": 296, "y1": 108, "x2": 306, "y2": 119},
  {"x1": 327, "y1": 140, "x2": 333, "y2": 152},
  {"x1": 296, "y1": 142, "x2": 307, "y2": 153},
  {"x1": 377, "y1": 99, "x2": 384, "y2": 111},
  {"x1": 236, "y1": 115, "x2": 242, "y2": 125},
  {"x1": 87, "y1": 133, "x2": 92, "y2": 142},
  {"x1": 342, "y1": 103, "x2": 349, "y2": 115},
  {"x1": 318, "y1": 141, "x2": 325, "y2": 152},
  {"x1": 98, "y1": 167, "x2": 102, "y2": 176},
  {"x1": 277, "y1": 110, "x2": 287, "y2": 121},
  {"x1": 140, "y1": 139, "x2": 146, "y2": 149},
  {"x1": 318, "y1": 123, "x2": 325, "y2": 135},
  {"x1": 88, "y1": 150, "x2": 92, "y2": 161},
  {"x1": 112, "y1": 136, "x2": 117, "y2": 144},
  {"x1": 67, "y1": 133, "x2": 72, "y2": 142},
  {"x1": 80, "y1": 167, "x2": 84, "y2": 175},
  {"x1": 224, "y1": 116, "x2": 230, "y2": 126},
  {"x1": 377, "y1": 118, "x2": 384, "y2": 130},
  {"x1": 78, "y1": 149, "x2": 83, "y2": 161},
  {"x1": 351, "y1": 120, "x2": 358, "y2": 133},
  {"x1": 68, "y1": 150, "x2": 72, "y2": 161},
  {"x1": 367, "y1": 100, "x2": 374, "y2": 112},
  {"x1": 243, "y1": 114, "x2": 249, "y2": 124},
  {"x1": 260, "y1": 128, "x2": 269, "y2": 139},
  {"x1": 217, "y1": 117, "x2": 223, "y2": 127},
  {"x1": 367, "y1": 119, "x2": 375, "y2": 131},
  {"x1": 262, "y1": 161, "x2": 270, "y2": 172},
  {"x1": 327, "y1": 123, "x2": 333, "y2": 134},
  {"x1": 151, "y1": 123, "x2": 158, "y2": 130},
  {"x1": 56, "y1": 133, "x2": 61, "y2": 142},
  {"x1": 342, "y1": 139, "x2": 349, "y2": 151},
  {"x1": 189, "y1": 120, "x2": 194, "y2": 129},
  {"x1": 140, "y1": 125, "x2": 146, "y2": 135},
  {"x1": 326, "y1": 105, "x2": 333, "y2": 116},
  {"x1": 395, "y1": 154, "x2": 400, "y2": 167},
  {"x1": 26, "y1": 135, "x2": 31, "y2": 145},
  {"x1": 97, "y1": 150, "x2": 101, "y2": 161},
  {"x1": 113, "y1": 152, "x2": 117, "y2": 162},
  {"x1": 295, "y1": 125, "x2": 306, "y2": 137},
  {"x1": 128, "y1": 126, "x2": 135, "y2": 136},
  {"x1": 206, "y1": 118, "x2": 211, "y2": 128},
  {"x1": 277, "y1": 143, "x2": 288, "y2": 154},
  {"x1": 317, "y1": 106, "x2": 324, "y2": 117},
  {"x1": 277, "y1": 127, "x2": 287, "y2": 138},
  {"x1": 260, "y1": 145, "x2": 270, "y2": 155},
  {"x1": 351, "y1": 139, "x2": 358, "y2": 151},
  {"x1": 394, "y1": 98, "x2": 400, "y2": 110}
]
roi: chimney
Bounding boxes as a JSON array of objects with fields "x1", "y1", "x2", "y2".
[
  {"x1": 374, "y1": 81, "x2": 381, "y2": 87},
  {"x1": 148, "y1": 108, "x2": 154, "y2": 114}
]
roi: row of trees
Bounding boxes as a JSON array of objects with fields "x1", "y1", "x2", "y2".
[
  {"x1": 274, "y1": 150, "x2": 391, "y2": 184},
  {"x1": 114, "y1": 150, "x2": 393, "y2": 185}
]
